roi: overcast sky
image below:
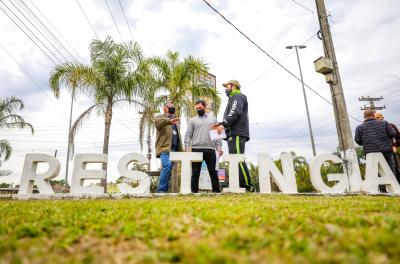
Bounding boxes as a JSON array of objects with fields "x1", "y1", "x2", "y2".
[{"x1": 1, "y1": 0, "x2": 399, "y2": 184}]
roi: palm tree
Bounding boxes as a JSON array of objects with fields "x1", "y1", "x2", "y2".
[
  {"x1": 0, "y1": 96, "x2": 34, "y2": 176},
  {"x1": 134, "y1": 63, "x2": 168, "y2": 170},
  {"x1": 149, "y1": 50, "x2": 221, "y2": 118},
  {"x1": 49, "y1": 62, "x2": 85, "y2": 182},
  {"x1": 49, "y1": 36, "x2": 144, "y2": 191}
]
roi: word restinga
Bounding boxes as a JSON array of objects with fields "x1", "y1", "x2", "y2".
[{"x1": 17, "y1": 150, "x2": 400, "y2": 195}]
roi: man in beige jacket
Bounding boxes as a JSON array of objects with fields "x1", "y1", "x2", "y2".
[{"x1": 155, "y1": 102, "x2": 181, "y2": 192}]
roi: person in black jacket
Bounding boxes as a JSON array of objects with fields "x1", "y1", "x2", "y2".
[
  {"x1": 211, "y1": 80, "x2": 254, "y2": 192},
  {"x1": 375, "y1": 112, "x2": 400, "y2": 182},
  {"x1": 355, "y1": 110, "x2": 396, "y2": 174}
]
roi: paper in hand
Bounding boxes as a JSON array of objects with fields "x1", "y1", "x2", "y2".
[{"x1": 210, "y1": 129, "x2": 226, "y2": 140}]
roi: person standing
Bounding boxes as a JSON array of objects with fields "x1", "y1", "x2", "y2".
[
  {"x1": 355, "y1": 110, "x2": 396, "y2": 184},
  {"x1": 375, "y1": 112, "x2": 400, "y2": 182},
  {"x1": 211, "y1": 80, "x2": 254, "y2": 192},
  {"x1": 185, "y1": 100, "x2": 221, "y2": 193},
  {"x1": 155, "y1": 102, "x2": 181, "y2": 193}
]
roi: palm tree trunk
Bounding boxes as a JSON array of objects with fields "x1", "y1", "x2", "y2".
[
  {"x1": 146, "y1": 122, "x2": 152, "y2": 172},
  {"x1": 170, "y1": 107, "x2": 180, "y2": 192},
  {"x1": 65, "y1": 92, "x2": 74, "y2": 186},
  {"x1": 102, "y1": 100, "x2": 113, "y2": 193}
]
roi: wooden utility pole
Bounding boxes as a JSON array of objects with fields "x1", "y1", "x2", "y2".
[{"x1": 315, "y1": 0, "x2": 354, "y2": 151}]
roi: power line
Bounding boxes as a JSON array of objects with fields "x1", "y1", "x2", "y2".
[
  {"x1": 201, "y1": 0, "x2": 332, "y2": 105},
  {"x1": 0, "y1": 0, "x2": 58, "y2": 64},
  {"x1": 7, "y1": 0, "x2": 70, "y2": 62},
  {"x1": 27, "y1": 0, "x2": 85, "y2": 62},
  {"x1": 18, "y1": 0, "x2": 80, "y2": 62},
  {"x1": 245, "y1": 31, "x2": 318, "y2": 88},
  {"x1": 118, "y1": 0, "x2": 134, "y2": 40},
  {"x1": 75, "y1": 0, "x2": 99, "y2": 39},
  {"x1": 291, "y1": 0, "x2": 315, "y2": 15},
  {"x1": 104, "y1": 0, "x2": 124, "y2": 42},
  {"x1": 202, "y1": 0, "x2": 363, "y2": 124},
  {"x1": 0, "y1": 43, "x2": 68, "y2": 117}
]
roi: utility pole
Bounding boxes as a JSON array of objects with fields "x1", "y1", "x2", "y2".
[
  {"x1": 314, "y1": 0, "x2": 364, "y2": 193},
  {"x1": 314, "y1": 0, "x2": 354, "y2": 151},
  {"x1": 359, "y1": 96, "x2": 386, "y2": 111},
  {"x1": 286, "y1": 45, "x2": 317, "y2": 156}
]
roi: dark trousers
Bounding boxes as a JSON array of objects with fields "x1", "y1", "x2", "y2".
[
  {"x1": 383, "y1": 152, "x2": 396, "y2": 174},
  {"x1": 393, "y1": 152, "x2": 400, "y2": 183},
  {"x1": 379, "y1": 152, "x2": 396, "y2": 193},
  {"x1": 191, "y1": 149, "x2": 221, "y2": 193},
  {"x1": 227, "y1": 136, "x2": 254, "y2": 192}
]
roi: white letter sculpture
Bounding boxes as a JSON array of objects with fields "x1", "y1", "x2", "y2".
[
  {"x1": 341, "y1": 149, "x2": 362, "y2": 192},
  {"x1": 70, "y1": 154, "x2": 107, "y2": 195},
  {"x1": 169, "y1": 152, "x2": 203, "y2": 194},
  {"x1": 363, "y1": 153, "x2": 400, "y2": 194},
  {"x1": 117, "y1": 153, "x2": 151, "y2": 194},
  {"x1": 258, "y1": 153, "x2": 297, "y2": 194},
  {"x1": 18, "y1": 153, "x2": 61, "y2": 194},
  {"x1": 310, "y1": 153, "x2": 348, "y2": 194},
  {"x1": 223, "y1": 154, "x2": 246, "y2": 193}
]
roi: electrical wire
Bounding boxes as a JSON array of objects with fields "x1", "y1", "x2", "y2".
[
  {"x1": 104, "y1": 0, "x2": 124, "y2": 42},
  {"x1": 9, "y1": 0, "x2": 70, "y2": 62},
  {"x1": 201, "y1": 0, "x2": 332, "y2": 105},
  {"x1": 0, "y1": 1, "x2": 58, "y2": 64},
  {"x1": 118, "y1": 0, "x2": 134, "y2": 40},
  {"x1": 75, "y1": 0, "x2": 99, "y2": 39}
]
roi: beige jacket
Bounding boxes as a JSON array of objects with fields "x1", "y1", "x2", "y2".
[{"x1": 155, "y1": 113, "x2": 182, "y2": 157}]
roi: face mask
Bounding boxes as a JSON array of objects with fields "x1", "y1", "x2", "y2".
[
  {"x1": 225, "y1": 89, "x2": 231, "y2": 97},
  {"x1": 197, "y1": 109, "x2": 205, "y2": 116},
  {"x1": 168, "y1": 107, "x2": 176, "y2": 115}
]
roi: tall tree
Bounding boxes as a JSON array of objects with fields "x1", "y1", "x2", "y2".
[
  {"x1": 49, "y1": 36, "x2": 144, "y2": 191},
  {"x1": 134, "y1": 62, "x2": 168, "y2": 170},
  {"x1": 0, "y1": 97, "x2": 34, "y2": 176}
]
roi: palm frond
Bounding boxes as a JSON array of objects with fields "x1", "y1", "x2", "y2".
[
  {"x1": 70, "y1": 104, "x2": 100, "y2": 154},
  {"x1": 0, "y1": 97, "x2": 24, "y2": 118},
  {"x1": 0, "y1": 140, "x2": 12, "y2": 161}
]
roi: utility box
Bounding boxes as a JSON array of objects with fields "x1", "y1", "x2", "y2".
[{"x1": 314, "y1": 56, "x2": 333, "y2": 75}]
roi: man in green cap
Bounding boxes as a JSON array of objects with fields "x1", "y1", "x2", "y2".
[{"x1": 211, "y1": 80, "x2": 254, "y2": 192}]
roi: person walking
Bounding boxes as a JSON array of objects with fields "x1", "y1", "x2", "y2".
[
  {"x1": 185, "y1": 100, "x2": 221, "y2": 193},
  {"x1": 155, "y1": 102, "x2": 181, "y2": 193},
  {"x1": 211, "y1": 80, "x2": 254, "y2": 192},
  {"x1": 355, "y1": 110, "x2": 396, "y2": 192}
]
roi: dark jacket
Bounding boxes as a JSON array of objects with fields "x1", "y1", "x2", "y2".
[
  {"x1": 221, "y1": 91, "x2": 250, "y2": 141},
  {"x1": 389, "y1": 123, "x2": 400, "y2": 148},
  {"x1": 354, "y1": 118, "x2": 396, "y2": 154},
  {"x1": 154, "y1": 113, "x2": 182, "y2": 157}
]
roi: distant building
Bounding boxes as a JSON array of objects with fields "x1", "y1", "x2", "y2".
[{"x1": 193, "y1": 72, "x2": 217, "y2": 112}]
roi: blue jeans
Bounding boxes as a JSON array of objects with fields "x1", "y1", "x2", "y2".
[{"x1": 157, "y1": 152, "x2": 172, "y2": 192}]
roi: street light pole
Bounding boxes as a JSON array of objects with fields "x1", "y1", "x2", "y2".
[{"x1": 286, "y1": 45, "x2": 317, "y2": 156}]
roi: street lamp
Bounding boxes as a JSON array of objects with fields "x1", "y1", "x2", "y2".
[{"x1": 286, "y1": 45, "x2": 317, "y2": 156}]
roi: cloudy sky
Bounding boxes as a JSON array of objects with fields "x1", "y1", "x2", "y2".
[{"x1": 1, "y1": 0, "x2": 399, "y2": 184}]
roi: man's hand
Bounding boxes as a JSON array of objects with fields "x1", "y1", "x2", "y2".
[
  {"x1": 210, "y1": 123, "x2": 220, "y2": 130},
  {"x1": 216, "y1": 125, "x2": 224, "y2": 135},
  {"x1": 393, "y1": 146, "x2": 398, "y2": 153},
  {"x1": 170, "y1": 118, "x2": 180, "y2": 125}
]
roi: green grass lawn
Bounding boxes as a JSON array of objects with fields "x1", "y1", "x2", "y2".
[{"x1": 1, "y1": 195, "x2": 400, "y2": 263}]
